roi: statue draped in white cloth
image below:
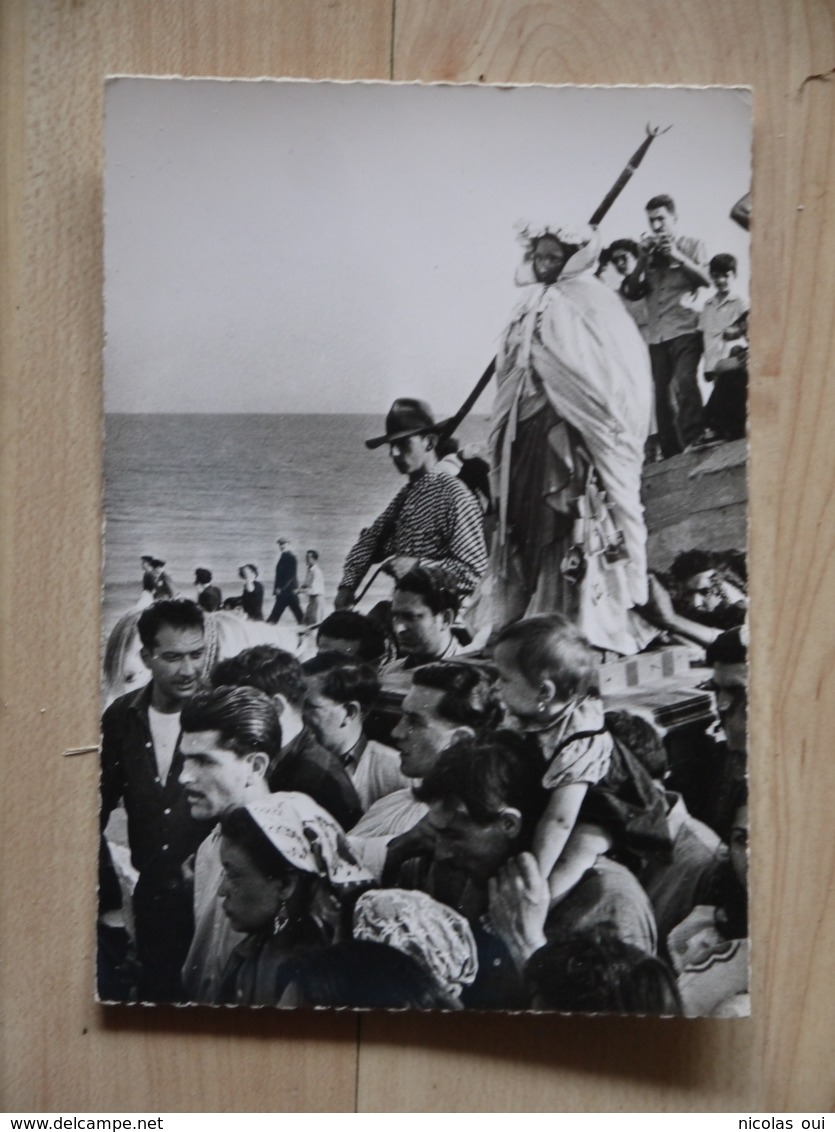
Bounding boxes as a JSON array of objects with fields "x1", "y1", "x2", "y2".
[{"x1": 486, "y1": 222, "x2": 655, "y2": 656}]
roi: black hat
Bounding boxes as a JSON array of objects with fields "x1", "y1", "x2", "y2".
[{"x1": 365, "y1": 398, "x2": 451, "y2": 450}]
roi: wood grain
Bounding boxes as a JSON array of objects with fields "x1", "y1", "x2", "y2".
[{"x1": 2, "y1": 0, "x2": 835, "y2": 1112}]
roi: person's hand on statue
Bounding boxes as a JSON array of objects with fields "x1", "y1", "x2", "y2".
[
  {"x1": 333, "y1": 586, "x2": 355, "y2": 610},
  {"x1": 488, "y1": 852, "x2": 550, "y2": 972}
]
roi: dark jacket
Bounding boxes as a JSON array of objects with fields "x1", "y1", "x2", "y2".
[
  {"x1": 267, "y1": 725, "x2": 362, "y2": 831},
  {"x1": 273, "y1": 551, "x2": 298, "y2": 595}
]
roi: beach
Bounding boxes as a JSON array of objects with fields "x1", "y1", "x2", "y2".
[{"x1": 104, "y1": 412, "x2": 490, "y2": 637}]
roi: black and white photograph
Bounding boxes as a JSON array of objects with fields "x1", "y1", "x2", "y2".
[{"x1": 99, "y1": 77, "x2": 751, "y2": 1016}]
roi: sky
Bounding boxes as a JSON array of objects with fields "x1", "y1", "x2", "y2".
[{"x1": 104, "y1": 78, "x2": 751, "y2": 415}]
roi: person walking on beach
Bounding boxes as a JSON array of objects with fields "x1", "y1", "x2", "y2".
[
  {"x1": 268, "y1": 537, "x2": 304, "y2": 625},
  {"x1": 300, "y1": 549, "x2": 326, "y2": 625},
  {"x1": 335, "y1": 399, "x2": 487, "y2": 610}
]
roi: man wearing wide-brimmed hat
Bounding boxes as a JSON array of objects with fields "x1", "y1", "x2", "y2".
[{"x1": 334, "y1": 398, "x2": 487, "y2": 610}]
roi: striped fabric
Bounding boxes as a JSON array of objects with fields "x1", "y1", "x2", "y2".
[{"x1": 340, "y1": 470, "x2": 488, "y2": 595}]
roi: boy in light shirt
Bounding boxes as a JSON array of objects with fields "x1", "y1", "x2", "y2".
[{"x1": 698, "y1": 254, "x2": 748, "y2": 443}]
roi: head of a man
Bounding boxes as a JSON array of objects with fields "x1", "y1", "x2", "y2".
[
  {"x1": 709, "y1": 252, "x2": 737, "y2": 297},
  {"x1": 416, "y1": 731, "x2": 548, "y2": 887},
  {"x1": 194, "y1": 567, "x2": 212, "y2": 589},
  {"x1": 317, "y1": 610, "x2": 387, "y2": 666},
  {"x1": 392, "y1": 661, "x2": 498, "y2": 778},
  {"x1": 389, "y1": 433, "x2": 438, "y2": 478},
  {"x1": 301, "y1": 652, "x2": 379, "y2": 757},
  {"x1": 211, "y1": 645, "x2": 307, "y2": 730},
  {"x1": 137, "y1": 599, "x2": 206, "y2": 710},
  {"x1": 669, "y1": 550, "x2": 746, "y2": 629},
  {"x1": 606, "y1": 238, "x2": 640, "y2": 277},
  {"x1": 392, "y1": 565, "x2": 460, "y2": 663},
  {"x1": 366, "y1": 399, "x2": 443, "y2": 477},
  {"x1": 179, "y1": 686, "x2": 280, "y2": 821},
  {"x1": 277, "y1": 537, "x2": 290, "y2": 552},
  {"x1": 705, "y1": 628, "x2": 748, "y2": 755},
  {"x1": 646, "y1": 194, "x2": 678, "y2": 239},
  {"x1": 306, "y1": 548, "x2": 319, "y2": 567}
]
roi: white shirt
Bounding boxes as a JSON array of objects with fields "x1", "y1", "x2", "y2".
[
  {"x1": 147, "y1": 706, "x2": 181, "y2": 784},
  {"x1": 347, "y1": 738, "x2": 410, "y2": 813}
]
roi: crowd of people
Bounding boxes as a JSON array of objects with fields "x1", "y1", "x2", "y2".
[
  {"x1": 100, "y1": 555, "x2": 748, "y2": 1014},
  {"x1": 100, "y1": 189, "x2": 749, "y2": 1015}
]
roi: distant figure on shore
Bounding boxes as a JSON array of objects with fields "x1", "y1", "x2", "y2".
[
  {"x1": 139, "y1": 555, "x2": 174, "y2": 606},
  {"x1": 335, "y1": 399, "x2": 487, "y2": 611},
  {"x1": 300, "y1": 549, "x2": 326, "y2": 625},
  {"x1": 194, "y1": 567, "x2": 222, "y2": 613},
  {"x1": 268, "y1": 537, "x2": 304, "y2": 625},
  {"x1": 237, "y1": 563, "x2": 264, "y2": 621}
]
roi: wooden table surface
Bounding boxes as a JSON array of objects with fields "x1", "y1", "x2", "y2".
[{"x1": 2, "y1": 0, "x2": 834, "y2": 1113}]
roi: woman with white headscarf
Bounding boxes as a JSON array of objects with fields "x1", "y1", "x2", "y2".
[{"x1": 487, "y1": 222, "x2": 655, "y2": 656}]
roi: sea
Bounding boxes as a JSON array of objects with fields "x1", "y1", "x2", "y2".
[{"x1": 103, "y1": 413, "x2": 490, "y2": 638}]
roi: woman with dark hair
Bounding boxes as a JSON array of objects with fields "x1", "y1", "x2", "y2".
[{"x1": 217, "y1": 795, "x2": 374, "y2": 1006}]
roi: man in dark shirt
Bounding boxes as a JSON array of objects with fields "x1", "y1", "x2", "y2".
[
  {"x1": 267, "y1": 537, "x2": 304, "y2": 624},
  {"x1": 210, "y1": 644, "x2": 362, "y2": 830},
  {"x1": 100, "y1": 599, "x2": 212, "y2": 1001}
]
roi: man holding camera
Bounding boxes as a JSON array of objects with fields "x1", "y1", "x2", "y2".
[{"x1": 622, "y1": 194, "x2": 711, "y2": 457}]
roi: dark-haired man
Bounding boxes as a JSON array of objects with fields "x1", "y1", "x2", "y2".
[
  {"x1": 413, "y1": 737, "x2": 658, "y2": 1007},
  {"x1": 622, "y1": 195, "x2": 711, "y2": 456},
  {"x1": 386, "y1": 564, "x2": 462, "y2": 672},
  {"x1": 179, "y1": 685, "x2": 281, "y2": 1002},
  {"x1": 702, "y1": 627, "x2": 748, "y2": 836},
  {"x1": 301, "y1": 653, "x2": 407, "y2": 812},
  {"x1": 349, "y1": 661, "x2": 496, "y2": 877},
  {"x1": 100, "y1": 599, "x2": 211, "y2": 1000},
  {"x1": 211, "y1": 644, "x2": 362, "y2": 830},
  {"x1": 399, "y1": 732, "x2": 548, "y2": 1007},
  {"x1": 317, "y1": 609, "x2": 387, "y2": 667}
]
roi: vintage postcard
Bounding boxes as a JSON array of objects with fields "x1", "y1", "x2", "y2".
[{"x1": 100, "y1": 78, "x2": 751, "y2": 1015}]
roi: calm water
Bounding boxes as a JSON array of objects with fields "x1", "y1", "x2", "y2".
[{"x1": 104, "y1": 413, "x2": 489, "y2": 636}]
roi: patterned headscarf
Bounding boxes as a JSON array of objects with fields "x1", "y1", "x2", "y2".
[
  {"x1": 353, "y1": 888, "x2": 478, "y2": 999},
  {"x1": 243, "y1": 794, "x2": 374, "y2": 889}
]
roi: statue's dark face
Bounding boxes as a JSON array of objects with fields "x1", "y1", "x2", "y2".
[{"x1": 532, "y1": 236, "x2": 568, "y2": 284}]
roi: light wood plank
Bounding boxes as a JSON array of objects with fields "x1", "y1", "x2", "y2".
[{"x1": 0, "y1": 0, "x2": 391, "y2": 1112}]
